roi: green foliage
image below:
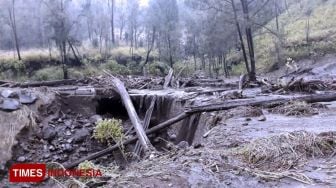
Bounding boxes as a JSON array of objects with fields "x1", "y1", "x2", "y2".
[
  {"x1": 77, "y1": 160, "x2": 97, "y2": 181},
  {"x1": 173, "y1": 61, "x2": 194, "y2": 77},
  {"x1": 78, "y1": 160, "x2": 95, "y2": 171},
  {"x1": 0, "y1": 59, "x2": 25, "y2": 73},
  {"x1": 127, "y1": 61, "x2": 142, "y2": 75},
  {"x1": 231, "y1": 63, "x2": 246, "y2": 76},
  {"x1": 93, "y1": 119, "x2": 124, "y2": 143},
  {"x1": 32, "y1": 66, "x2": 63, "y2": 81},
  {"x1": 149, "y1": 61, "x2": 170, "y2": 76},
  {"x1": 104, "y1": 60, "x2": 129, "y2": 75}
]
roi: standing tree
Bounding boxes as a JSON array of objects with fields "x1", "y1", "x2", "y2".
[
  {"x1": 0, "y1": 0, "x2": 22, "y2": 60},
  {"x1": 43, "y1": 0, "x2": 80, "y2": 79},
  {"x1": 108, "y1": 0, "x2": 115, "y2": 45},
  {"x1": 149, "y1": 0, "x2": 180, "y2": 68},
  {"x1": 127, "y1": 0, "x2": 140, "y2": 57}
]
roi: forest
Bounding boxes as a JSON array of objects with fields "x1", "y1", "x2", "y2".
[
  {"x1": 1, "y1": 0, "x2": 336, "y2": 187},
  {"x1": 0, "y1": 0, "x2": 296, "y2": 81}
]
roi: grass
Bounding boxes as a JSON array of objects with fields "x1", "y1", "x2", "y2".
[
  {"x1": 253, "y1": 0, "x2": 336, "y2": 72},
  {"x1": 93, "y1": 119, "x2": 124, "y2": 144},
  {"x1": 239, "y1": 131, "x2": 336, "y2": 170},
  {"x1": 269, "y1": 101, "x2": 320, "y2": 116}
]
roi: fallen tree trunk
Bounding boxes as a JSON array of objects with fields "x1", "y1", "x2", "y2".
[
  {"x1": 11, "y1": 79, "x2": 78, "y2": 88},
  {"x1": 110, "y1": 76, "x2": 153, "y2": 151},
  {"x1": 134, "y1": 95, "x2": 157, "y2": 156},
  {"x1": 187, "y1": 92, "x2": 336, "y2": 113},
  {"x1": 64, "y1": 112, "x2": 190, "y2": 169}
]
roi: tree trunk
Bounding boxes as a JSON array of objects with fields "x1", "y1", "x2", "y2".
[
  {"x1": 111, "y1": 77, "x2": 153, "y2": 151},
  {"x1": 144, "y1": 27, "x2": 156, "y2": 66},
  {"x1": 223, "y1": 55, "x2": 229, "y2": 78},
  {"x1": 164, "y1": 68, "x2": 174, "y2": 89},
  {"x1": 168, "y1": 34, "x2": 174, "y2": 67},
  {"x1": 241, "y1": 0, "x2": 256, "y2": 81},
  {"x1": 306, "y1": 16, "x2": 310, "y2": 44},
  {"x1": 274, "y1": 0, "x2": 279, "y2": 32},
  {"x1": 68, "y1": 40, "x2": 81, "y2": 65},
  {"x1": 231, "y1": 0, "x2": 249, "y2": 74},
  {"x1": 109, "y1": 0, "x2": 115, "y2": 45},
  {"x1": 187, "y1": 93, "x2": 336, "y2": 114},
  {"x1": 8, "y1": 0, "x2": 21, "y2": 61}
]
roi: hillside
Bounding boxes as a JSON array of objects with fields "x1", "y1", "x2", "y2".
[{"x1": 253, "y1": 0, "x2": 336, "y2": 73}]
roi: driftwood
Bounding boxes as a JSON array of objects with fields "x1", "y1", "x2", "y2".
[
  {"x1": 64, "y1": 112, "x2": 191, "y2": 169},
  {"x1": 134, "y1": 96, "x2": 157, "y2": 156},
  {"x1": 187, "y1": 92, "x2": 336, "y2": 113},
  {"x1": 110, "y1": 76, "x2": 153, "y2": 151},
  {"x1": 164, "y1": 68, "x2": 174, "y2": 89}
]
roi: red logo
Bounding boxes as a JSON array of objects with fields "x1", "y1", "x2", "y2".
[
  {"x1": 9, "y1": 163, "x2": 46, "y2": 183},
  {"x1": 9, "y1": 163, "x2": 103, "y2": 183}
]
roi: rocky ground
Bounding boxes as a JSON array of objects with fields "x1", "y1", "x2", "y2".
[{"x1": 1, "y1": 57, "x2": 336, "y2": 187}]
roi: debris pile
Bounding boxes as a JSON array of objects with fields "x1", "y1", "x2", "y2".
[{"x1": 240, "y1": 131, "x2": 336, "y2": 170}]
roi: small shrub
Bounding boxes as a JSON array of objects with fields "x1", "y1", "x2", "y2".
[
  {"x1": 149, "y1": 61, "x2": 170, "y2": 76},
  {"x1": 173, "y1": 61, "x2": 194, "y2": 77},
  {"x1": 78, "y1": 160, "x2": 96, "y2": 171},
  {"x1": 78, "y1": 160, "x2": 97, "y2": 181},
  {"x1": 103, "y1": 60, "x2": 129, "y2": 75},
  {"x1": 32, "y1": 66, "x2": 63, "y2": 81},
  {"x1": 93, "y1": 119, "x2": 124, "y2": 144},
  {"x1": 127, "y1": 61, "x2": 142, "y2": 75}
]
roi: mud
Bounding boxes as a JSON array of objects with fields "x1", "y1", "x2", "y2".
[{"x1": 1, "y1": 63, "x2": 336, "y2": 187}]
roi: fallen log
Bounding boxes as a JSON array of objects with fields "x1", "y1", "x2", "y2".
[
  {"x1": 63, "y1": 112, "x2": 190, "y2": 169},
  {"x1": 110, "y1": 76, "x2": 153, "y2": 151},
  {"x1": 11, "y1": 79, "x2": 78, "y2": 88},
  {"x1": 187, "y1": 92, "x2": 336, "y2": 113},
  {"x1": 134, "y1": 96, "x2": 157, "y2": 156}
]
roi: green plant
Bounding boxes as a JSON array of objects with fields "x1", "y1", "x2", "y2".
[
  {"x1": 127, "y1": 61, "x2": 142, "y2": 75},
  {"x1": 149, "y1": 61, "x2": 170, "y2": 76},
  {"x1": 77, "y1": 160, "x2": 97, "y2": 182},
  {"x1": 93, "y1": 119, "x2": 124, "y2": 144},
  {"x1": 103, "y1": 60, "x2": 129, "y2": 75},
  {"x1": 78, "y1": 160, "x2": 95, "y2": 171},
  {"x1": 32, "y1": 66, "x2": 63, "y2": 81}
]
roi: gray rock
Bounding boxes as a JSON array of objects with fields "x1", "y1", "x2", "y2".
[
  {"x1": 1, "y1": 89, "x2": 18, "y2": 98},
  {"x1": 52, "y1": 155, "x2": 61, "y2": 161},
  {"x1": 19, "y1": 90, "x2": 38, "y2": 104},
  {"x1": 177, "y1": 141, "x2": 189, "y2": 149},
  {"x1": 0, "y1": 98, "x2": 20, "y2": 111},
  {"x1": 79, "y1": 147, "x2": 88, "y2": 152},
  {"x1": 63, "y1": 144, "x2": 74, "y2": 153},
  {"x1": 65, "y1": 130, "x2": 72, "y2": 136},
  {"x1": 42, "y1": 127, "x2": 57, "y2": 141},
  {"x1": 73, "y1": 129, "x2": 90, "y2": 143},
  {"x1": 43, "y1": 153, "x2": 51, "y2": 159},
  {"x1": 65, "y1": 120, "x2": 72, "y2": 127},
  {"x1": 90, "y1": 115, "x2": 102, "y2": 123},
  {"x1": 258, "y1": 115, "x2": 267, "y2": 121},
  {"x1": 66, "y1": 138, "x2": 73, "y2": 143},
  {"x1": 17, "y1": 156, "x2": 26, "y2": 162},
  {"x1": 49, "y1": 145, "x2": 56, "y2": 151}
]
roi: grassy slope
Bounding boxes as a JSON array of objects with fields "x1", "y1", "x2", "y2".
[{"x1": 254, "y1": 0, "x2": 336, "y2": 72}]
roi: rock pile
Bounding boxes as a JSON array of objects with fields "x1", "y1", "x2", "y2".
[{"x1": 0, "y1": 89, "x2": 38, "y2": 111}]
